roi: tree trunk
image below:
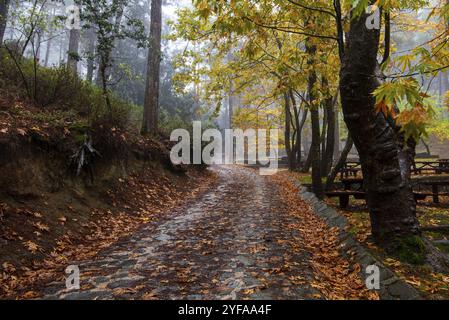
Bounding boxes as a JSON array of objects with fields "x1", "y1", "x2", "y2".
[
  {"x1": 228, "y1": 82, "x2": 234, "y2": 129},
  {"x1": 322, "y1": 84, "x2": 337, "y2": 177},
  {"x1": 440, "y1": 0, "x2": 449, "y2": 101},
  {"x1": 290, "y1": 90, "x2": 306, "y2": 167},
  {"x1": 420, "y1": 138, "x2": 431, "y2": 156},
  {"x1": 310, "y1": 106, "x2": 323, "y2": 198},
  {"x1": 326, "y1": 135, "x2": 353, "y2": 190},
  {"x1": 325, "y1": 103, "x2": 336, "y2": 174},
  {"x1": 320, "y1": 105, "x2": 328, "y2": 168},
  {"x1": 43, "y1": 8, "x2": 56, "y2": 67},
  {"x1": 284, "y1": 93, "x2": 296, "y2": 170},
  {"x1": 334, "y1": 109, "x2": 341, "y2": 162},
  {"x1": 35, "y1": 29, "x2": 42, "y2": 62},
  {"x1": 142, "y1": 0, "x2": 162, "y2": 135},
  {"x1": 109, "y1": 0, "x2": 126, "y2": 84},
  {"x1": 100, "y1": 55, "x2": 112, "y2": 114},
  {"x1": 340, "y1": 8, "x2": 420, "y2": 245},
  {"x1": 44, "y1": 32, "x2": 52, "y2": 67},
  {"x1": 67, "y1": 28, "x2": 80, "y2": 73},
  {"x1": 296, "y1": 107, "x2": 308, "y2": 166},
  {"x1": 307, "y1": 43, "x2": 324, "y2": 199},
  {"x1": 0, "y1": 0, "x2": 10, "y2": 45},
  {"x1": 86, "y1": 27, "x2": 96, "y2": 83}
]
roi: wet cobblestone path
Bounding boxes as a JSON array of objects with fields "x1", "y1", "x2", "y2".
[{"x1": 43, "y1": 166, "x2": 319, "y2": 300}]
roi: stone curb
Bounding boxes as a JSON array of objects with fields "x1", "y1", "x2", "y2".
[{"x1": 294, "y1": 182, "x2": 421, "y2": 300}]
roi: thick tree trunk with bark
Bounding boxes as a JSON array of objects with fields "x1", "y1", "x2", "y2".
[
  {"x1": 0, "y1": 0, "x2": 10, "y2": 45},
  {"x1": 142, "y1": 0, "x2": 162, "y2": 135},
  {"x1": 340, "y1": 9, "x2": 420, "y2": 245}
]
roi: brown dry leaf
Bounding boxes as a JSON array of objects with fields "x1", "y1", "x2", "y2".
[
  {"x1": 242, "y1": 288, "x2": 256, "y2": 295},
  {"x1": 23, "y1": 241, "x2": 40, "y2": 254},
  {"x1": 384, "y1": 258, "x2": 401, "y2": 268},
  {"x1": 405, "y1": 278, "x2": 422, "y2": 287},
  {"x1": 142, "y1": 290, "x2": 158, "y2": 300},
  {"x1": 33, "y1": 222, "x2": 50, "y2": 232},
  {"x1": 22, "y1": 291, "x2": 39, "y2": 299},
  {"x1": 33, "y1": 212, "x2": 42, "y2": 218},
  {"x1": 2, "y1": 262, "x2": 16, "y2": 273}
]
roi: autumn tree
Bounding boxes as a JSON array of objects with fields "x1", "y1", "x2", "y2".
[
  {"x1": 339, "y1": 1, "x2": 421, "y2": 245},
  {"x1": 170, "y1": 0, "x2": 449, "y2": 248}
]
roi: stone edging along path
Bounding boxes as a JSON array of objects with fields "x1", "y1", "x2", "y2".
[{"x1": 294, "y1": 181, "x2": 421, "y2": 300}]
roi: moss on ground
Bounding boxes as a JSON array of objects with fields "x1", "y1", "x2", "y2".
[{"x1": 393, "y1": 236, "x2": 427, "y2": 265}]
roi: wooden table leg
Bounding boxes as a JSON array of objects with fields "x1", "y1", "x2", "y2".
[
  {"x1": 432, "y1": 185, "x2": 440, "y2": 204},
  {"x1": 340, "y1": 195, "x2": 350, "y2": 209}
]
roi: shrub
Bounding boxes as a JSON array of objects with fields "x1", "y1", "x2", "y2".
[{"x1": 0, "y1": 47, "x2": 139, "y2": 130}]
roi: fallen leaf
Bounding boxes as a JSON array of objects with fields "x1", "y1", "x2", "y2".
[{"x1": 23, "y1": 241, "x2": 40, "y2": 254}]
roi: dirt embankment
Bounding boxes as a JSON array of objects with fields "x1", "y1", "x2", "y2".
[{"x1": 0, "y1": 100, "x2": 215, "y2": 298}]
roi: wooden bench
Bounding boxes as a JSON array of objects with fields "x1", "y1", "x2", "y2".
[
  {"x1": 326, "y1": 191, "x2": 430, "y2": 209},
  {"x1": 413, "y1": 193, "x2": 429, "y2": 201},
  {"x1": 419, "y1": 181, "x2": 449, "y2": 204},
  {"x1": 325, "y1": 191, "x2": 366, "y2": 209}
]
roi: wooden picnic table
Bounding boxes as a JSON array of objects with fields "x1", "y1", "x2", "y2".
[
  {"x1": 339, "y1": 159, "x2": 449, "y2": 178},
  {"x1": 412, "y1": 159, "x2": 449, "y2": 175},
  {"x1": 331, "y1": 160, "x2": 449, "y2": 206},
  {"x1": 336, "y1": 177, "x2": 449, "y2": 205},
  {"x1": 341, "y1": 178, "x2": 364, "y2": 191},
  {"x1": 340, "y1": 161, "x2": 362, "y2": 179},
  {"x1": 419, "y1": 180, "x2": 449, "y2": 204},
  {"x1": 439, "y1": 159, "x2": 449, "y2": 171}
]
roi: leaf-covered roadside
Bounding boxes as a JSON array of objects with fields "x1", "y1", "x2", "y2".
[
  {"x1": 325, "y1": 189, "x2": 449, "y2": 299},
  {"x1": 270, "y1": 171, "x2": 379, "y2": 300},
  {"x1": 0, "y1": 165, "x2": 217, "y2": 299}
]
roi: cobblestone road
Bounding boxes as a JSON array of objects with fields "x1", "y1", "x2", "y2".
[{"x1": 43, "y1": 166, "x2": 319, "y2": 300}]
